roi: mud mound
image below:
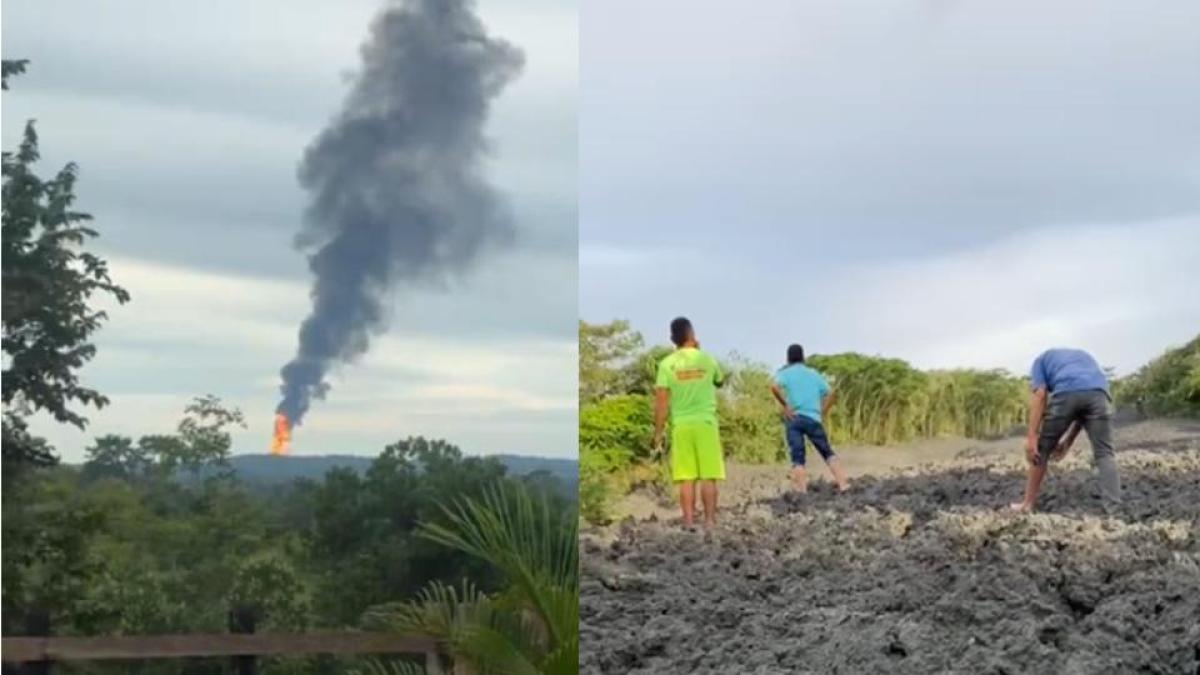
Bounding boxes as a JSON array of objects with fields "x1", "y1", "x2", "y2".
[{"x1": 581, "y1": 422, "x2": 1200, "y2": 674}]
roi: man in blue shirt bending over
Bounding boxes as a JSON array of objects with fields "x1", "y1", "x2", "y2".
[
  {"x1": 1011, "y1": 347, "x2": 1121, "y2": 513},
  {"x1": 770, "y1": 344, "x2": 849, "y2": 494}
]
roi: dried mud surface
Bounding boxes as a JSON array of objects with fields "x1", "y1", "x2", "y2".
[{"x1": 581, "y1": 421, "x2": 1200, "y2": 674}]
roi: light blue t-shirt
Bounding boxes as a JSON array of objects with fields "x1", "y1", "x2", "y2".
[
  {"x1": 1030, "y1": 348, "x2": 1108, "y2": 394},
  {"x1": 774, "y1": 363, "x2": 831, "y2": 422}
]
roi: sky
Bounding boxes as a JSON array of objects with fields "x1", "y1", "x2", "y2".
[
  {"x1": 2, "y1": 0, "x2": 578, "y2": 461},
  {"x1": 580, "y1": 0, "x2": 1200, "y2": 377}
]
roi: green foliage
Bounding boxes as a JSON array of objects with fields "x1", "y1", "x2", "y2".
[
  {"x1": 304, "y1": 436, "x2": 514, "y2": 626},
  {"x1": 808, "y1": 353, "x2": 930, "y2": 444},
  {"x1": 622, "y1": 344, "x2": 673, "y2": 396},
  {"x1": 1, "y1": 473, "x2": 105, "y2": 634},
  {"x1": 923, "y1": 369, "x2": 1027, "y2": 439},
  {"x1": 79, "y1": 396, "x2": 245, "y2": 483},
  {"x1": 716, "y1": 356, "x2": 785, "y2": 464},
  {"x1": 808, "y1": 354, "x2": 1026, "y2": 445},
  {"x1": 360, "y1": 482, "x2": 577, "y2": 675},
  {"x1": 229, "y1": 553, "x2": 312, "y2": 631},
  {"x1": 2, "y1": 60, "x2": 129, "y2": 468},
  {"x1": 82, "y1": 434, "x2": 150, "y2": 481},
  {"x1": 1114, "y1": 334, "x2": 1200, "y2": 418},
  {"x1": 579, "y1": 394, "x2": 653, "y2": 459},
  {"x1": 577, "y1": 454, "x2": 619, "y2": 526},
  {"x1": 579, "y1": 320, "x2": 644, "y2": 404},
  {"x1": 2, "y1": 395, "x2": 571, "y2": 675},
  {"x1": 578, "y1": 394, "x2": 651, "y2": 524}
]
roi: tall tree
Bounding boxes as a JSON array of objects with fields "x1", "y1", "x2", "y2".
[
  {"x1": 2, "y1": 59, "x2": 129, "y2": 467},
  {"x1": 579, "y1": 320, "x2": 644, "y2": 404}
]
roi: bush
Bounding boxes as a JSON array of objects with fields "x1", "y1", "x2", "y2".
[
  {"x1": 579, "y1": 394, "x2": 653, "y2": 461},
  {"x1": 717, "y1": 358, "x2": 786, "y2": 464},
  {"x1": 578, "y1": 450, "x2": 622, "y2": 525},
  {"x1": 578, "y1": 396, "x2": 651, "y2": 523}
]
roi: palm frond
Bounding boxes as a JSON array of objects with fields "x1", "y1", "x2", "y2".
[
  {"x1": 351, "y1": 659, "x2": 427, "y2": 675},
  {"x1": 417, "y1": 483, "x2": 578, "y2": 650},
  {"x1": 365, "y1": 483, "x2": 578, "y2": 675}
]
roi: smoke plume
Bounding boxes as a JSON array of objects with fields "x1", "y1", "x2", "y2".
[{"x1": 277, "y1": 0, "x2": 523, "y2": 426}]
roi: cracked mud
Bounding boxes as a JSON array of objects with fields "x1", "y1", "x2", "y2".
[{"x1": 581, "y1": 421, "x2": 1200, "y2": 674}]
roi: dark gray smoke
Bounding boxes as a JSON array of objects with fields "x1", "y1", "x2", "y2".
[{"x1": 277, "y1": 0, "x2": 523, "y2": 426}]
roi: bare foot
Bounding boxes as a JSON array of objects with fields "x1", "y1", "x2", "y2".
[{"x1": 836, "y1": 483, "x2": 850, "y2": 494}]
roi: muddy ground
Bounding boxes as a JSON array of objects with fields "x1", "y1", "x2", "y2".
[{"x1": 580, "y1": 420, "x2": 1200, "y2": 674}]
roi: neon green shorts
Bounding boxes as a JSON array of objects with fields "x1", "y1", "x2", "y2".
[{"x1": 670, "y1": 421, "x2": 725, "y2": 481}]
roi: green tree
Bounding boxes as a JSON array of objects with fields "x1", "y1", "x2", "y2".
[
  {"x1": 2, "y1": 59, "x2": 129, "y2": 468},
  {"x1": 579, "y1": 320, "x2": 644, "y2": 404},
  {"x1": 228, "y1": 553, "x2": 312, "y2": 631},
  {"x1": 1114, "y1": 334, "x2": 1200, "y2": 417},
  {"x1": 82, "y1": 434, "x2": 151, "y2": 482},
  {"x1": 622, "y1": 343, "x2": 673, "y2": 396},
  {"x1": 307, "y1": 437, "x2": 511, "y2": 625},
  {"x1": 578, "y1": 394, "x2": 653, "y2": 523}
]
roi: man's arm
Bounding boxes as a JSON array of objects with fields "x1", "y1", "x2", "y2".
[
  {"x1": 653, "y1": 388, "x2": 669, "y2": 450},
  {"x1": 820, "y1": 388, "x2": 837, "y2": 419},
  {"x1": 1051, "y1": 420, "x2": 1083, "y2": 460},
  {"x1": 770, "y1": 383, "x2": 793, "y2": 418},
  {"x1": 1025, "y1": 387, "x2": 1048, "y2": 463}
]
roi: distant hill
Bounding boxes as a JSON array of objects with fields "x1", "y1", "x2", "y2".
[{"x1": 225, "y1": 453, "x2": 577, "y2": 492}]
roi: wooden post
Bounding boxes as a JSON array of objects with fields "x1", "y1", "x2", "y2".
[
  {"x1": 19, "y1": 610, "x2": 50, "y2": 675},
  {"x1": 227, "y1": 606, "x2": 257, "y2": 675},
  {"x1": 424, "y1": 649, "x2": 443, "y2": 675}
]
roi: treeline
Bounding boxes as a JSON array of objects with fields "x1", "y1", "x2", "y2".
[
  {"x1": 808, "y1": 354, "x2": 1026, "y2": 444},
  {"x1": 1113, "y1": 334, "x2": 1200, "y2": 418},
  {"x1": 3, "y1": 399, "x2": 574, "y2": 673},
  {"x1": 578, "y1": 320, "x2": 1028, "y2": 523}
]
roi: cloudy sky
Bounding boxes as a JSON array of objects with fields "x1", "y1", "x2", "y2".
[
  {"x1": 2, "y1": 0, "x2": 577, "y2": 460},
  {"x1": 581, "y1": 0, "x2": 1200, "y2": 377}
]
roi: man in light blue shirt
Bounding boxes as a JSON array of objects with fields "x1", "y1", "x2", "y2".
[
  {"x1": 769, "y1": 344, "x2": 849, "y2": 494},
  {"x1": 1013, "y1": 348, "x2": 1120, "y2": 512}
]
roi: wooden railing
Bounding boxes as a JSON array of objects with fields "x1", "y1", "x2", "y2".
[
  {"x1": 1, "y1": 610, "x2": 450, "y2": 674},
  {"x1": 1, "y1": 632, "x2": 441, "y2": 663}
]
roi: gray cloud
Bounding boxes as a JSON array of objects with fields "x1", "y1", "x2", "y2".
[
  {"x1": 3, "y1": 0, "x2": 577, "y2": 457},
  {"x1": 582, "y1": 0, "x2": 1200, "y2": 261},
  {"x1": 581, "y1": 0, "x2": 1200, "y2": 371}
]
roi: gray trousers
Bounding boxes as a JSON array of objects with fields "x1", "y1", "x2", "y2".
[{"x1": 1036, "y1": 389, "x2": 1121, "y2": 506}]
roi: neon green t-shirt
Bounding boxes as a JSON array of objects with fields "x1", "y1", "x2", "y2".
[{"x1": 655, "y1": 347, "x2": 724, "y2": 425}]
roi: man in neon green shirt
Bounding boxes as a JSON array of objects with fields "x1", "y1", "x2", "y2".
[{"x1": 653, "y1": 317, "x2": 725, "y2": 531}]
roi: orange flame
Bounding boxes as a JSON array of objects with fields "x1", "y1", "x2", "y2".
[{"x1": 270, "y1": 413, "x2": 291, "y2": 456}]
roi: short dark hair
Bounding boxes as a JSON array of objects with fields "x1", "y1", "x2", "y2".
[
  {"x1": 787, "y1": 344, "x2": 805, "y2": 364},
  {"x1": 670, "y1": 317, "x2": 693, "y2": 347}
]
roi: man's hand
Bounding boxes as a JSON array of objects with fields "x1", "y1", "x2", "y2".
[
  {"x1": 781, "y1": 407, "x2": 795, "y2": 421},
  {"x1": 1050, "y1": 421, "x2": 1082, "y2": 462},
  {"x1": 653, "y1": 388, "x2": 669, "y2": 458},
  {"x1": 1024, "y1": 436, "x2": 1039, "y2": 466}
]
